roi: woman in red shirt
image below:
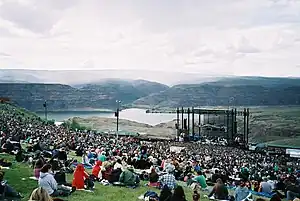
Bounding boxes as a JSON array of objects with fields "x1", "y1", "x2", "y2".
[
  {"x1": 92, "y1": 160, "x2": 102, "y2": 181},
  {"x1": 72, "y1": 164, "x2": 89, "y2": 189}
]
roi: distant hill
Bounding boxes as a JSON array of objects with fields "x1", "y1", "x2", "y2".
[
  {"x1": 0, "y1": 80, "x2": 169, "y2": 111},
  {"x1": 0, "y1": 69, "x2": 221, "y2": 86},
  {"x1": 133, "y1": 77, "x2": 300, "y2": 107},
  {"x1": 1, "y1": 76, "x2": 300, "y2": 111}
]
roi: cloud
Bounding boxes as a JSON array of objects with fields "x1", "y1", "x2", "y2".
[
  {"x1": 0, "y1": 52, "x2": 11, "y2": 57},
  {"x1": 0, "y1": 0, "x2": 299, "y2": 78}
]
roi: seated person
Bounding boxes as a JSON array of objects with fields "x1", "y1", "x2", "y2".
[
  {"x1": 159, "y1": 184, "x2": 172, "y2": 201},
  {"x1": 286, "y1": 184, "x2": 300, "y2": 201},
  {"x1": 119, "y1": 166, "x2": 139, "y2": 186},
  {"x1": 29, "y1": 187, "x2": 53, "y2": 201},
  {"x1": 259, "y1": 177, "x2": 273, "y2": 194},
  {"x1": 192, "y1": 185, "x2": 201, "y2": 201},
  {"x1": 57, "y1": 148, "x2": 67, "y2": 161},
  {"x1": 208, "y1": 178, "x2": 229, "y2": 200},
  {"x1": 34, "y1": 156, "x2": 45, "y2": 179},
  {"x1": 101, "y1": 161, "x2": 113, "y2": 181},
  {"x1": 149, "y1": 167, "x2": 159, "y2": 187},
  {"x1": 212, "y1": 170, "x2": 222, "y2": 183},
  {"x1": 54, "y1": 169, "x2": 71, "y2": 187},
  {"x1": 1, "y1": 139, "x2": 13, "y2": 154},
  {"x1": 72, "y1": 164, "x2": 90, "y2": 190},
  {"x1": 0, "y1": 171, "x2": 22, "y2": 199},
  {"x1": 193, "y1": 171, "x2": 208, "y2": 190},
  {"x1": 158, "y1": 166, "x2": 176, "y2": 190},
  {"x1": 235, "y1": 180, "x2": 250, "y2": 201},
  {"x1": 91, "y1": 160, "x2": 102, "y2": 181},
  {"x1": 114, "y1": 159, "x2": 123, "y2": 170},
  {"x1": 82, "y1": 152, "x2": 92, "y2": 168},
  {"x1": 39, "y1": 164, "x2": 71, "y2": 197},
  {"x1": 29, "y1": 187, "x2": 65, "y2": 201},
  {"x1": 171, "y1": 185, "x2": 187, "y2": 201}
]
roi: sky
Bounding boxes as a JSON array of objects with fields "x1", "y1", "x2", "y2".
[{"x1": 0, "y1": 0, "x2": 300, "y2": 77}]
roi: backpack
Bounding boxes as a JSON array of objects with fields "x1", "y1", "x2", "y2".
[{"x1": 144, "y1": 191, "x2": 159, "y2": 200}]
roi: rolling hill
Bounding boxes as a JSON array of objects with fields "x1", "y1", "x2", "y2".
[
  {"x1": 133, "y1": 77, "x2": 300, "y2": 108},
  {"x1": 0, "y1": 80, "x2": 169, "y2": 111},
  {"x1": 1, "y1": 76, "x2": 300, "y2": 111}
]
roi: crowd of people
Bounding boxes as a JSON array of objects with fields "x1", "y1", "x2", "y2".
[{"x1": 0, "y1": 103, "x2": 299, "y2": 201}]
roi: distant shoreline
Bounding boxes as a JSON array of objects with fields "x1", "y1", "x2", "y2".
[{"x1": 35, "y1": 108, "x2": 114, "y2": 113}]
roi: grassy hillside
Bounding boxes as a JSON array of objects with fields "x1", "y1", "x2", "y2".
[
  {"x1": 1, "y1": 153, "x2": 202, "y2": 201},
  {"x1": 245, "y1": 106, "x2": 300, "y2": 146}
]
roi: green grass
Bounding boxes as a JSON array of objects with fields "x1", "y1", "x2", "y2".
[{"x1": 1, "y1": 154, "x2": 206, "y2": 201}]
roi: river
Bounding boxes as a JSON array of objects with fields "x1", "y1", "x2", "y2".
[{"x1": 36, "y1": 108, "x2": 182, "y2": 125}]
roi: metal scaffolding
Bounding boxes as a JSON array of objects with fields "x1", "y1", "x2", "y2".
[{"x1": 176, "y1": 107, "x2": 250, "y2": 145}]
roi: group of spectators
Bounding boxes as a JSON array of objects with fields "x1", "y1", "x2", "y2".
[{"x1": 0, "y1": 103, "x2": 299, "y2": 201}]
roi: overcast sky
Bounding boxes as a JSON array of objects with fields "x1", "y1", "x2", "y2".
[{"x1": 0, "y1": 0, "x2": 300, "y2": 77}]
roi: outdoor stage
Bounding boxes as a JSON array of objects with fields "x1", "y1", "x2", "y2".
[{"x1": 175, "y1": 107, "x2": 250, "y2": 145}]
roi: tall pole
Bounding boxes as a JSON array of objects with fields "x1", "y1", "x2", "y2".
[
  {"x1": 246, "y1": 108, "x2": 250, "y2": 144},
  {"x1": 181, "y1": 107, "x2": 184, "y2": 131},
  {"x1": 231, "y1": 109, "x2": 234, "y2": 142},
  {"x1": 115, "y1": 100, "x2": 121, "y2": 139},
  {"x1": 244, "y1": 108, "x2": 246, "y2": 144},
  {"x1": 176, "y1": 108, "x2": 180, "y2": 140},
  {"x1": 187, "y1": 108, "x2": 190, "y2": 137},
  {"x1": 192, "y1": 107, "x2": 195, "y2": 140},
  {"x1": 43, "y1": 101, "x2": 47, "y2": 120},
  {"x1": 198, "y1": 109, "x2": 201, "y2": 138}
]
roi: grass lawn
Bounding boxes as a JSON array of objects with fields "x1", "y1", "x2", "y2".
[{"x1": 1, "y1": 154, "x2": 208, "y2": 201}]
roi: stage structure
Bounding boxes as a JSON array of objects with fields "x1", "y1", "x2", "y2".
[{"x1": 175, "y1": 107, "x2": 250, "y2": 144}]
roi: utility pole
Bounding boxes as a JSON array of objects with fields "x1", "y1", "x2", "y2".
[
  {"x1": 43, "y1": 101, "x2": 47, "y2": 120},
  {"x1": 115, "y1": 100, "x2": 121, "y2": 139}
]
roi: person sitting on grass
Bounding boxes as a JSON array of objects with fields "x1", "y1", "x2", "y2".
[
  {"x1": 91, "y1": 160, "x2": 102, "y2": 181},
  {"x1": 235, "y1": 180, "x2": 250, "y2": 201},
  {"x1": 159, "y1": 184, "x2": 172, "y2": 201},
  {"x1": 193, "y1": 171, "x2": 208, "y2": 190},
  {"x1": 208, "y1": 178, "x2": 229, "y2": 200},
  {"x1": 0, "y1": 170, "x2": 23, "y2": 199},
  {"x1": 34, "y1": 154, "x2": 46, "y2": 179},
  {"x1": 148, "y1": 166, "x2": 159, "y2": 187},
  {"x1": 39, "y1": 164, "x2": 72, "y2": 197},
  {"x1": 119, "y1": 165, "x2": 139, "y2": 187},
  {"x1": 171, "y1": 185, "x2": 187, "y2": 201},
  {"x1": 72, "y1": 163, "x2": 90, "y2": 190},
  {"x1": 192, "y1": 186, "x2": 200, "y2": 201},
  {"x1": 29, "y1": 187, "x2": 64, "y2": 201},
  {"x1": 158, "y1": 166, "x2": 176, "y2": 190}
]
